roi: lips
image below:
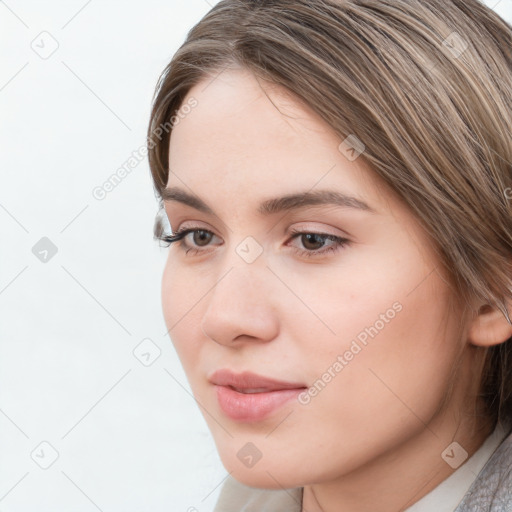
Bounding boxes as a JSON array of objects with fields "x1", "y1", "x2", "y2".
[
  {"x1": 209, "y1": 369, "x2": 306, "y2": 391},
  {"x1": 209, "y1": 369, "x2": 307, "y2": 422}
]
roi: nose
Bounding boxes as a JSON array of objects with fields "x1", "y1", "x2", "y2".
[{"x1": 200, "y1": 263, "x2": 280, "y2": 347}]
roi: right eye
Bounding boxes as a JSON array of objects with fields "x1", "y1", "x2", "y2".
[{"x1": 156, "y1": 227, "x2": 222, "y2": 254}]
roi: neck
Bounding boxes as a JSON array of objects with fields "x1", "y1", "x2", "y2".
[{"x1": 301, "y1": 410, "x2": 493, "y2": 512}]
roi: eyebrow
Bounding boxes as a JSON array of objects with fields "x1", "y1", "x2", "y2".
[{"x1": 161, "y1": 187, "x2": 376, "y2": 215}]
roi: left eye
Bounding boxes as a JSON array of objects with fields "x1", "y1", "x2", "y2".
[
  {"x1": 287, "y1": 230, "x2": 350, "y2": 257},
  {"x1": 157, "y1": 228, "x2": 350, "y2": 258}
]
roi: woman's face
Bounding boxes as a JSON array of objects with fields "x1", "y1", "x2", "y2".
[{"x1": 161, "y1": 67, "x2": 472, "y2": 488}]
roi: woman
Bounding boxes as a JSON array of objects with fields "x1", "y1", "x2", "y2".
[{"x1": 147, "y1": 0, "x2": 512, "y2": 510}]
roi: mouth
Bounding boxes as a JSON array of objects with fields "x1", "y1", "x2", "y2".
[
  {"x1": 228, "y1": 386, "x2": 276, "y2": 394},
  {"x1": 208, "y1": 369, "x2": 306, "y2": 391},
  {"x1": 208, "y1": 369, "x2": 307, "y2": 422}
]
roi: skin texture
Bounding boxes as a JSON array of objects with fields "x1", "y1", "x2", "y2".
[{"x1": 161, "y1": 67, "x2": 508, "y2": 512}]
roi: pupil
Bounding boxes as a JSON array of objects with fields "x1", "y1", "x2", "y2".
[
  {"x1": 194, "y1": 230, "x2": 211, "y2": 246},
  {"x1": 303, "y1": 233, "x2": 323, "y2": 250}
]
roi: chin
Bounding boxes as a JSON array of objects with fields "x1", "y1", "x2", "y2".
[
  {"x1": 229, "y1": 466, "x2": 301, "y2": 490},
  {"x1": 216, "y1": 447, "x2": 311, "y2": 489}
]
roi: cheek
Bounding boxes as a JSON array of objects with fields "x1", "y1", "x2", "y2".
[
  {"x1": 161, "y1": 257, "x2": 180, "y2": 333},
  {"x1": 297, "y1": 246, "x2": 460, "y2": 422},
  {"x1": 161, "y1": 257, "x2": 204, "y2": 375},
  {"x1": 303, "y1": 270, "x2": 459, "y2": 438}
]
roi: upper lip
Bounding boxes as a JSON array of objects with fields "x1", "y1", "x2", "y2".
[{"x1": 209, "y1": 369, "x2": 307, "y2": 392}]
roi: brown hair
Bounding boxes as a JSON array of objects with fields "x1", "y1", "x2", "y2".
[{"x1": 147, "y1": 0, "x2": 512, "y2": 427}]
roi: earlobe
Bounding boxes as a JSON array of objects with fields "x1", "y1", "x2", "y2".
[{"x1": 468, "y1": 302, "x2": 512, "y2": 347}]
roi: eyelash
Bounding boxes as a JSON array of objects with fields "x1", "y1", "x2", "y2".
[{"x1": 157, "y1": 227, "x2": 350, "y2": 258}]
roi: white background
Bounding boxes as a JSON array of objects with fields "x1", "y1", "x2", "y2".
[{"x1": 1, "y1": 1, "x2": 511, "y2": 511}]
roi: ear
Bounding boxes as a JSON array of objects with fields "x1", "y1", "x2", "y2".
[{"x1": 468, "y1": 302, "x2": 512, "y2": 347}]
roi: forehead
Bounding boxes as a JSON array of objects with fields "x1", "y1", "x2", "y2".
[
  {"x1": 166, "y1": 67, "x2": 408, "y2": 226},
  {"x1": 170, "y1": 70, "x2": 372, "y2": 181},
  {"x1": 170, "y1": 68, "x2": 331, "y2": 160}
]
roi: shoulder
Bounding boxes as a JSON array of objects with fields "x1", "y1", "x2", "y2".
[
  {"x1": 455, "y1": 426, "x2": 512, "y2": 512},
  {"x1": 213, "y1": 475, "x2": 303, "y2": 512}
]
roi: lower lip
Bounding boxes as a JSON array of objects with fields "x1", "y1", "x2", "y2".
[{"x1": 215, "y1": 385, "x2": 305, "y2": 422}]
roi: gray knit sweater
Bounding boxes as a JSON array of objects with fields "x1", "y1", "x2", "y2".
[{"x1": 454, "y1": 426, "x2": 512, "y2": 511}]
